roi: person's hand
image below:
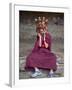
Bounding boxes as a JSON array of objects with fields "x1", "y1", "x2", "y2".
[
  {"x1": 37, "y1": 33, "x2": 41, "y2": 38},
  {"x1": 44, "y1": 41, "x2": 48, "y2": 48},
  {"x1": 37, "y1": 33, "x2": 42, "y2": 47}
]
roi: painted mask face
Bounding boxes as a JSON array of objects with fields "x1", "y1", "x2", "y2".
[{"x1": 37, "y1": 21, "x2": 47, "y2": 33}]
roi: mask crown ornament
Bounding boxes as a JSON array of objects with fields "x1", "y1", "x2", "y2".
[{"x1": 35, "y1": 17, "x2": 48, "y2": 33}]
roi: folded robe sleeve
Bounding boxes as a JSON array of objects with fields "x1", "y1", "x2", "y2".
[{"x1": 45, "y1": 33, "x2": 52, "y2": 51}]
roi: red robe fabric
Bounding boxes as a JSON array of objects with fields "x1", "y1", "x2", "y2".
[{"x1": 25, "y1": 32, "x2": 57, "y2": 71}]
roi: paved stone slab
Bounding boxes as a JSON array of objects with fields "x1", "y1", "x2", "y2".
[{"x1": 19, "y1": 56, "x2": 64, "y2": 79}]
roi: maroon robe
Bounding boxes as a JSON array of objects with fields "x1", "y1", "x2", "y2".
[{"x1": 25, "y1": 32, "x2": 57, "y2": 71}]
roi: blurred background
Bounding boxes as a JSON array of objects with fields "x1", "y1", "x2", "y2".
[{"x1": 19, "y1": 11, "x2": 64, "y2": 79}]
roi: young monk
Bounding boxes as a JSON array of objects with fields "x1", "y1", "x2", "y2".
[{"x1": 25, "y1": 17, "x2": 57, "y2": 78}]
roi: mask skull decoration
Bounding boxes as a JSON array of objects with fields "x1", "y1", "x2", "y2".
[
  {"x1": 35, "y1": 17, "x2": 48, "y2": 33},
  {"x1": 35, "y1": 17, "x2": 48, "y2": 47}
]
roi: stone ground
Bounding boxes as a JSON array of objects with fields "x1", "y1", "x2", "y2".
[
  {"x1": 19, "y1": 19, "x2": 64, "y2": 79},
  {"x1": 19, "y1": 55, "x2": 64, "y2": 79},
  {"x1": 19, "y1": 24, "x2": 64, "y2": 79}
]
